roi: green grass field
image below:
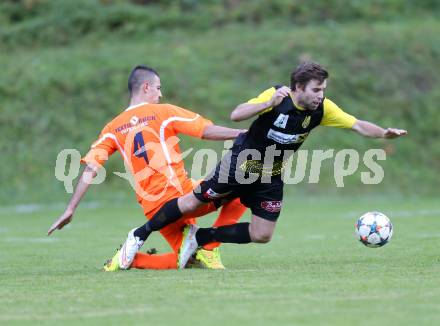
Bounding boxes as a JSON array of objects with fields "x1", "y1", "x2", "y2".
[{"x1": 1, "y1": 195, "x2": 439, "y2": 325}]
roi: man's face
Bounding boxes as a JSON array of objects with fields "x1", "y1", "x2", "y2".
[
  {"x1": 144, "y1": 75, "x2": 162, "y2": 104},
  {"x1": 295, "y1": 79, "x2": 327, "y2": 110}
]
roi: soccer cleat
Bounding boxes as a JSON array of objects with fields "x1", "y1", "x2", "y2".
[
  {"x1": 103, "y1": 249, "x2": 121, "y2": 272},
  {"x1": 184, "y1": 255, "x2": 199, "y2": 269},
  {"x1": 119, "y1": 228, "x2": 144, "y2": 269},
  {"x1": 178, "y1": 224, "x2": 199, "y2": 269},
  {"x1": 195, "y1": 247, "x2": 225, "y2": 269}
]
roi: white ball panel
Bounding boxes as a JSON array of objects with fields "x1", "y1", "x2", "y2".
[
  {"x1": 361, "y1": 213, "x2": 376, "y2": 225},
  {"x1": 367, "y1": 233, "x2": 381, "y2": 245},
  {"x1": 378, "y1": 226, "x2": 391, "y2": 239},
  {"x1": 375, "y1": 214, "x2": 390, "y2": 227},
  {"x1": 358, "y1": 225, "x2": 371, "y2": 237}
]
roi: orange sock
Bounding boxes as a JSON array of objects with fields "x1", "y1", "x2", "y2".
[
  {"x1": 131, "y1": 252, "x2": 178, "y2": 269},
  {"x1": 203, "y1": 198, "x2": 247, "y2": 251}
]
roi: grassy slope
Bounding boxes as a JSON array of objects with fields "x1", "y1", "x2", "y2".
[
  {"x1": 1, "y1": 196, "x2": 439, "y2": 325},
  {"x1": 1, "y1": 18, "x2": 439, "y2": 204}
]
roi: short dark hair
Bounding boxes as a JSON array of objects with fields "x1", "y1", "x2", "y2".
[
  {"x1": 128, "y1": 65, "x2": 159, "y2": 95},
  {"x1": 290, "y1": 61, "x2": 329, "y2": 90}
]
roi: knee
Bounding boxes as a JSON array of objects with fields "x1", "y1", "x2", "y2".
[
  {"x1": 179, "y1": 194, "x2": 202, "y2": 214},
  {"x1": 249, "y1": 228, "x2": 273, "y2": 243}
]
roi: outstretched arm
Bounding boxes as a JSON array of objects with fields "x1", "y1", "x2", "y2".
[
  {"x1": 352, "y1": 120, "x2": 407, "y2": 139},
  {"x1": 47, "y1": 164, "x2": 99, "y2": 235},
  {"x1": 201, "y1": 125, "x2": 246, "y2": 140}
]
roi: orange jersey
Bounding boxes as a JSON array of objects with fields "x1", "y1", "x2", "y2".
[{"x1": 81, "y1": 102, "x2": 212, "y2": 214}]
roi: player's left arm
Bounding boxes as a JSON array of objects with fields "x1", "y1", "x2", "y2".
[
  {"x1": 321, "y1": 98, "x2": 407, "y2": 139},
  {"x1": 202, "y1": 125, "x2": 246, "y2": 140},
  {"x1": 351, "y1": 120, "x2": 407, "y2": 139},
  {"x1": 168, "y1": 105, "x2": 245, "y2": 140}
]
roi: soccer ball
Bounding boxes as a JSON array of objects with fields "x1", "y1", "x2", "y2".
[{"x1": 355, "y1": 211, "x2": 393, "y2": 248}]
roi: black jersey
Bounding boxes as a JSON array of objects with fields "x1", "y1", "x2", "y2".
[
  {"x1": 240, "y1": 88, "x2": 324, "y2": 160},
  {"x1": 235, "y1": 85, "x2": 357, "y2": 163}
]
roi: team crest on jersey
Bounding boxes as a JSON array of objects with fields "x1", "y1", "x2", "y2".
[
  {"x1": 302, "y1": 116, "x2": 311, "y2": 128},
  {"x1": 273, "y1": 114, "x2": 289, "y2": 129},
  {"x1": 130, "y1": 116, "x2": 139, "y2": 125}
]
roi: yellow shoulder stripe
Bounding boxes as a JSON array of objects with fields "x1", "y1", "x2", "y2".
[
  {"x1": 247, "y1": 87, "x2": 276, "y2": 115},
  {"x1": 320, "y1": 98, "x2": 357, "y2": 129}
]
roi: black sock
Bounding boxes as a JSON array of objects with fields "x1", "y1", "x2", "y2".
[
  {"x1": 196, "y1": 222, "x2": 251, "y2": 246},
  {"x1": 148, "y1": 198, "x2": 183, "y2": 230},
  {"x1": 133, "y1": 222, "x2": 151, "y2": 241},
  {"x1": 133, "y1": 198, "x2": 183, "y2": 242}
]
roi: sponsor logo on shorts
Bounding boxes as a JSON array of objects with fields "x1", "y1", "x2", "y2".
[
  {"x1": 203, "y1": 188, "x2": 232, "y2": 200},
  {"x1": 261, "y1": 201, "x2": 282, "y2": 212}
]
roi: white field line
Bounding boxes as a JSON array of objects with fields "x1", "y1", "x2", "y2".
[
  {"x1": 303, "y1": 232, "x2": 440, "y2": 240},
  {"x1": 4, "y1": 237, "x2": 59, "y2": 243},
  {"x1": 0, "y1": 201, "x2": 101, "y2": 215},
  {"x1": 344, "y1": 208, "x2": 440, "y2": 219},
  {"x1": 0, "y1": 306, "x2": 150, "y2": 322}
]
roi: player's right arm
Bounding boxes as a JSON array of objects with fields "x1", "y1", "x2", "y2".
[
  {"x1": 47, "y1": 124, "x2": 117, "y2": 235},
  {"x1": 230, "y1": 86, "x2": 290, "y2": 121},
  {"x1": 47, "y1": 164, "x2": 98, "y2": 235}
]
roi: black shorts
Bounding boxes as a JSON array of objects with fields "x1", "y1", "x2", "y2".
[{"x1": 193, "y1": 142, "x2": 284, "y2": 221}]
